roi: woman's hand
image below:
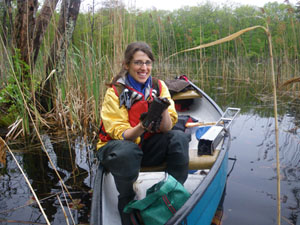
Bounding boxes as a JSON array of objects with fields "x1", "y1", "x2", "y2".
[
  {"x1": 122, "y1": 122, "x2": 146, "y2": 141},
  {"x1": 123, "y1": 106, "x2": 172, "y2": 141},
  {"x1": 159, "y1": 109, "x2": 172, "y2": 132}
]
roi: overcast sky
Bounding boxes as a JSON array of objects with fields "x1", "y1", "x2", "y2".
[
  {"x1": 132, "y1": 0, "x2": 297, "y2": 10},
  {"x1": 81, "y1": 0, "x2": 298, "y2": 11}
]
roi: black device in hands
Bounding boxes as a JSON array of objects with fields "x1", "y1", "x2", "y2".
[{"x1": 140, "y1": 97, "x2": 170, "y2": 130}]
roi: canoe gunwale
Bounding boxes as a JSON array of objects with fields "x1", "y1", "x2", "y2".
[
  {"x1": 90, "y1": 163, "x2": 105, "y2": 225},
  {"x1": 165, "y1": 134, "x2": 230, "y2": 225},
  {"x1": 90, "y1": 83, "x2": 229, "y2": 225},
  {"x1": 165, "y1": 84, "x2": 229, "y2": 225}
]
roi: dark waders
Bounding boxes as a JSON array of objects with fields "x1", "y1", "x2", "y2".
[{"x1": 97, "y1": 130, "x2": 190, "y2": 225}]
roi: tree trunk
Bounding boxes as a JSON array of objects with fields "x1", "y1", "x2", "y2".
[
  {"x1": 46, "y1": 0, "x2": 70, "y2": 76},
  {"x1": 46, "y1": 0, "x2": 81, "y2": 75},
  {"x1": 40, "y1": 0, "x2": 81, "y2": 111},
  {"x1": 13, "y1": 0, "x2": 59, "y2": 70},
  {"x1": 2, "y1": 0, "x2": 81, "y2": 112},
  {"x1": 13, "y1": 0, "x2": 38, "y2": 72},
  {"x1": 33, "y1": 0, "x2": 59, "y2": 64}
]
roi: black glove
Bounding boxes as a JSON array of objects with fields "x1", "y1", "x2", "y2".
[
  {"x1": 140, "y1": 97, "x2": 170, "y2": 131},
  {"x1": 151, "y1": 115, "x2": 162, "y2": 132}
]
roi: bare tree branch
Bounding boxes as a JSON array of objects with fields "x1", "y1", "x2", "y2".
[{"x1": 33, "y1": 0, "x2": 59, "y2": 64}]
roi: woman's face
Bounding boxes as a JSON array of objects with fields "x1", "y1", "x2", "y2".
[{"x1": 125, "y1": 50, "x2": 152, "y2": 84}]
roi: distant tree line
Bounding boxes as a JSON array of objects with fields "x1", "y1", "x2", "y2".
[
  {"x1": 71, "y1": 1, "x2": 300, "y2": 61},
  {"x1": 0, "y1": 0, "x2": 299, "y2": 135},
  {"x1": 1, "y1": 1, "x2": 299, "y2": 81}
]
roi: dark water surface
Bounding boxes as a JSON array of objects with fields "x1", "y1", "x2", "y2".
[
  {"x1": 222, "y1": 110, "x2": 300, "y2": 225},
  {"x1": 1, "y1": 80, "x2": 300, "y2": 225},
  {"x1": 0, "y1": 136, "x2": 96, "y2": 224}
]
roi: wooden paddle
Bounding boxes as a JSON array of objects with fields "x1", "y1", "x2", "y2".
[{"x1": 185, "y1": 121, "x2": 218, "y2": 128}]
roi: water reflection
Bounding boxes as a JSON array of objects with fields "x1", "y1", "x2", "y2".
[
  {"x1": 0, "y1": 135, "x2": 96, "y2": 224},
  {"x1": 213, "y1": 87, "x2": 300, "y2": 225},
  {"x1": 0, "y1": 78, "x2": 300, "y2": 224},
  {"x1": 22, "y1": 146, "x2": 60, "y2": 222}
]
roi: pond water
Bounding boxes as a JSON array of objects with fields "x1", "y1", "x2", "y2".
[
  {"x1": 0, "y1": 79, "x2": 300, "y2": 225},
  {"x1": 221, "y1": 105, "x2": 300, "y2": 225}
]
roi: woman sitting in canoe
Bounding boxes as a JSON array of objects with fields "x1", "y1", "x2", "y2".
[{"x1": 96, "y1": 41, "x2": 190, "y2": 225}]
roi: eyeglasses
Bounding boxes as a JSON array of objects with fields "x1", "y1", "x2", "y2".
[{"x1": 132, "y1": 60, "x2": 152, "y2": 67}]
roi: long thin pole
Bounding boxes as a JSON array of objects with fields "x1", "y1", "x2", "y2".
[
  {"x1": 166, "y1": 24, "x2": 282, "y2": 224},
  {"x1": 266, "y1": 25, "x2": 281, "y2": 225}
]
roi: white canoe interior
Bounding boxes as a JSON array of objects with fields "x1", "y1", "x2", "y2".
[
  {"x1": 102, "y1": 171, "x2": 208, "y2": 225},
  {"x1": 99, "y1": 90, "x2": 224, "y2": 225}
]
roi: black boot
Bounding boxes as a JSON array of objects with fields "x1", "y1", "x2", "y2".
[
  {"x1": 118, "y1": 195, "x2": 135, "y2": 225},
  {"x1": 115, "y1": 176, "x2": 137, "y2": 225},
  {"x1": 166, "y1": 163, "x2": 189, "y2": 184}
]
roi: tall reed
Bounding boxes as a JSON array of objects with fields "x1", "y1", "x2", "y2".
[{"x1": 1, "y1": 2, "x2": 299, "y2": 138}]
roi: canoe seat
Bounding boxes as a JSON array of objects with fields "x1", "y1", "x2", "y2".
[
  {"x1": 140, "y1": 150, "x2": 220, "y2": 172},
  {"x1": 172, "y1": 90, "x2": 202, "y2": 100}
]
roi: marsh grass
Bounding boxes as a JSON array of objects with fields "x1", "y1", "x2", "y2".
[
  {"x1": 0, "y1": 4, "x2": 299, "y2": 223},
  {"x1": 0, "y1": 4, "x2": 298, "y2": 149},
  {"x1": 1, "y1": 4, "x2": 299, "y2": 140}
]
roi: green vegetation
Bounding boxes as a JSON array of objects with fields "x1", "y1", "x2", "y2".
[
  {"x1": 0, "y1": 0, "x2": 299, "y2": 138},
  {"x1": 0, "y1": 49, "x2": 31, "y2": 131}
]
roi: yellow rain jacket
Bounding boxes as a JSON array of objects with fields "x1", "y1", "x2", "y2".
[{"x1": 97, "y1": 79, "x2": 178, "y2": 150}]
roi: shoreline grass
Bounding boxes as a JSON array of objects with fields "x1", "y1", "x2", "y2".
[{"x1": 0, "y1": 2, "x2": 299, "y2": 140}]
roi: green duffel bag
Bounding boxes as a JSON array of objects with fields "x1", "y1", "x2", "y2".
[{"x1": 124, "y1": 174, "x2": 190, "y2": 225}]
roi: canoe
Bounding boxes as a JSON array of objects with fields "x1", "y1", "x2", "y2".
[{"x1": 90, "y1": 77, "x2": 239, "y2": 225}]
